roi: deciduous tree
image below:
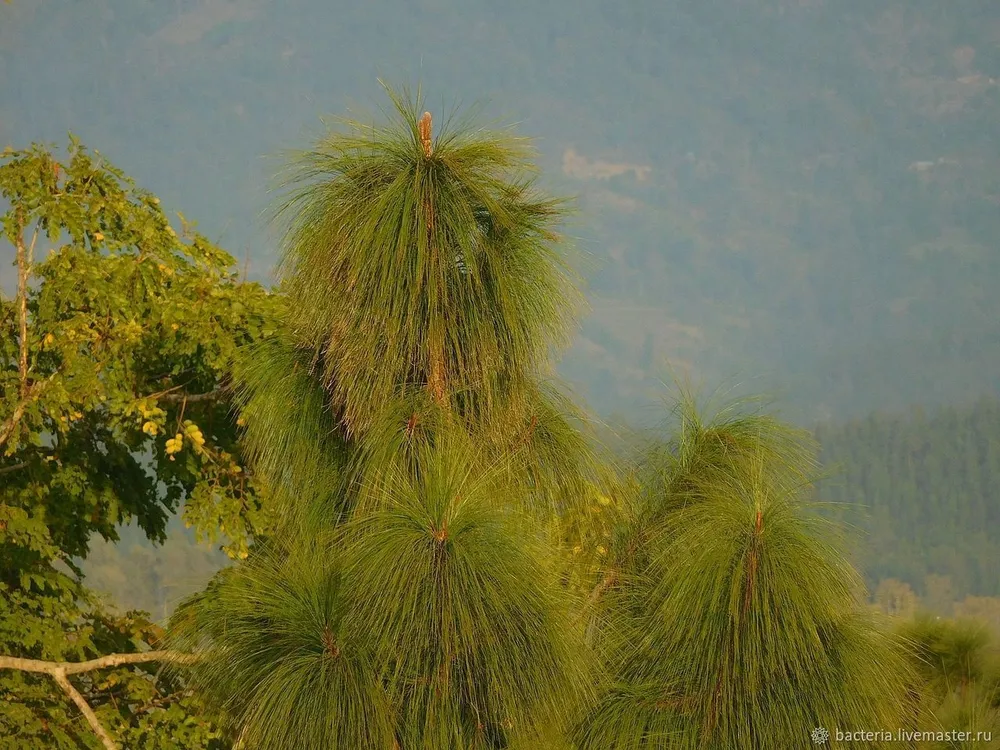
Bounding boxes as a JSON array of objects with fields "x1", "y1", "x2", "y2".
[{"x1": 0, "y1": 137, "x2": 279, "y2": 748}]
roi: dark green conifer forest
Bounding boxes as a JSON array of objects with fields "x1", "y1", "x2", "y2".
[{"x1": 816, "y1": 397, "x2": 1000, "y2": 601}]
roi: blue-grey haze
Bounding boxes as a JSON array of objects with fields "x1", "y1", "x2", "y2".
[{"x1": 3, "y1": 0, "x2": 998, "y2": 426}]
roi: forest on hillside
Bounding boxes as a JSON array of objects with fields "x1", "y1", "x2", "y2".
[{"x1": 816, "y1": 397, "x2": 1000, "y2": 600}]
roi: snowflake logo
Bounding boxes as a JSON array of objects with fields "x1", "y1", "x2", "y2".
[{"x1": 811, "y1": 726, "x2": 830, "y2": 745}]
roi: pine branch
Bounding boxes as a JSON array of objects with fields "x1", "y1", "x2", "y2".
[{"x1": 585, "y1": 569, "x2": 618, "y2": 612}]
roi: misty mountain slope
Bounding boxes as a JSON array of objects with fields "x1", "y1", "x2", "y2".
[
  {"x1": 816, "y1": 396, "x2": 1000, "y2": 600},
  {"x1": 2, "y1": 0, "x2": 998, "y2": 423}
]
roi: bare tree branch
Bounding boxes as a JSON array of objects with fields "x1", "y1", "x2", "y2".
[
  {"x1": 52, "y1": 668, "x2": 118, "y2": 750},
  {"x1": 1, "y1": 216, "x2": 43, "y2": 452},
  {"x1": 134, "y1": 688, "x2": 194, "y2": 714},
  {"x1": 158, "y1": 386, "x2": 230, "y2": 404},
  {"x1": 0, "y1": 650, "x2": 197, "y2": 676},
  {"x1": 0, "y1": 395, "x2": 31, "y2": 449},
  {"x1": 0, "y1": 650, "x2": 199, "y2": 750},
  {"x1": 16, "y1": 214, "x2": 38, "y2": 398},
  {"x1": 0, "y1": 461, "x2": 27, "y2": 475},
  {"x1": 0, "y1": 374, "x2": 54, "y2": 450}
]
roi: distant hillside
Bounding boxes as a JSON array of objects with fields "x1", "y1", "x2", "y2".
[
  {"x1": 79, "y1": 396, "x2": 1000, "y2": 620},
  {"x1": 2, "y1": 0, "x2": 998, "y2": 424},
  {"x1": 816, "y1": 395, "x2": 1000, "y2": 601}
]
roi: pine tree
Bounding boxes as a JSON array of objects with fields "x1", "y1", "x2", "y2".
[
  {"x1": 572, "y1": 395, "x2": 920, "y2": 749},
  {"x1": 168, "y1": 84, "x2": 603, "y2": 749},
  {"x1": 167, "y1": 86, "x2": 919, "y2": 749}
]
